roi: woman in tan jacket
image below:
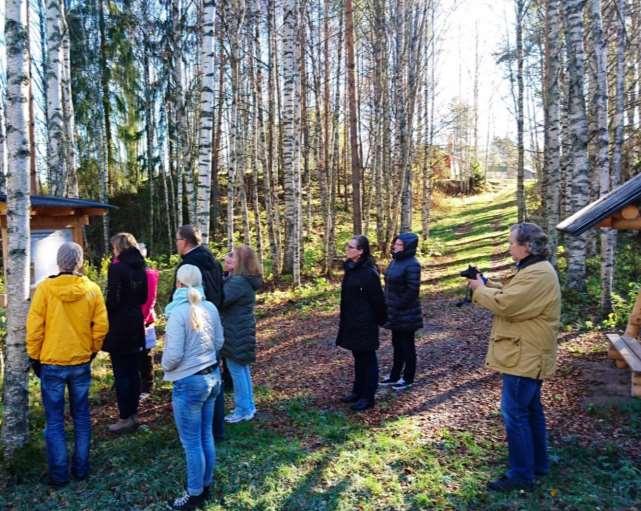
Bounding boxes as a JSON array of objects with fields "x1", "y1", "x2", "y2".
[{"x1": 469, "y1": 222, "x2": 561, "y2": 492}]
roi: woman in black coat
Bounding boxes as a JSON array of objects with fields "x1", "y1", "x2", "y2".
[
  {"x1": 336, "y1": 235, "x2": 387, "y2": 411},
  {"x1": 103, "y1": 232, "x2": 148, "y2": 433},
  {"x1": 382, "y1": 232, "x2": 423, "y2": 390}
]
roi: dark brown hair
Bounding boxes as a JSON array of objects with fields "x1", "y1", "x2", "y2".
[{"x1": 177, "y1": 224, "x2": 202, "y2": 246}]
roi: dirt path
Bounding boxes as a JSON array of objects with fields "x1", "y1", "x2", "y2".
[{"x1": 253, "y1": 192, "x2": 641, "y2": 458}]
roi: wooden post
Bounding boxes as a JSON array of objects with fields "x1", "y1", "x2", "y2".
[
  {"x1": 624, "y1": 287, "x2": 641, "y2": 338},
  {"x1": 632, "y1": 372, "x2": 641, "y2": 398}
]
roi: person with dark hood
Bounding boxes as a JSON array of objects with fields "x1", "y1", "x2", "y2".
[
  {"x1": 103, "y1": 232, "x2": 148, "y2": 433},
  {"x1": 220, "y1": 245, "x2": 263, "y2": 423},
  {"x1": 381, "y1": 232, "x2": 423, "y2": 390},
  {"x1": 174, "y1": 224, "x2": 226, "y2": 441},
  {"x1": 336, "y1": 235, "x2": 387, "y2": 411}
]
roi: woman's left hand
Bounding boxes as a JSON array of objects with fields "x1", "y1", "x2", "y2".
[{"x1": 468, "y1": 274, "x2": 485, "y2": 291}]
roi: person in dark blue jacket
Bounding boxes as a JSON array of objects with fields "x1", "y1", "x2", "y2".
[
  {"x1": 381, "y1": 232, "x2": 423, "y2": 390},
  {"x1": 336, "y1": 235, "x2": 387, "y2": 411}
]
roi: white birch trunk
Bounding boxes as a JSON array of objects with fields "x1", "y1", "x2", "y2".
[
  {"x1": 45, "y1": 0, "x2": 65, "y2": 196},
  {"x1": 195, "y1": 0, "x2": 216, "y2": 244},
  {"x1": 563, "y1": 0, "x2": 590, "y2": 290},
  {"x1": 2, "y1": 0, "x2": 32, "y2": 454},
  {"x1": 589, "y1": 0, "x2": 613, "y2": 312},
  {"x1": 0, "y1": 85, "x2": 7, "y2": 196},
  {"x1": 60, "y1": 8, "x2": 78, "y2": 197},
  {"x1": 282, "y1": 0, "x2": 301, "y2": 284},
  {"x1": 544, "y1": 0, "x2": 561, "y2": 267}
]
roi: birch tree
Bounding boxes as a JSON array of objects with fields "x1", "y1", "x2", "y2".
[
  {"x1": 543, "y1": 0, "x2": 561, "y2": 266},
  {"x1": 46, "y1": 0, "x2": 65, "y2": 196},
  {"x1": 588, "y1": 0, "x2": 613, "y2": 312},
  {"x1": 2, "y1": 0, "x2": 32, "y2": 455},
  {"x1": 195, "y1": 0, "x2": 216, "y2": 244},
  {"x1": 563, "y1": 0, "x2": 590, "y2": 290},
  {"x1": 282, "y1": 0, "x2": 302, "y2": 284}
]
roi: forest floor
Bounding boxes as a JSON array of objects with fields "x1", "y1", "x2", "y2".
[{"x1": 2, "y1": 183, "x2": 641, "y2": 510}]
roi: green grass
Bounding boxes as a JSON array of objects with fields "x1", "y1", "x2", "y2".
[{"x1": 3, "y1": 380, "x2": 640, "y2": 510}]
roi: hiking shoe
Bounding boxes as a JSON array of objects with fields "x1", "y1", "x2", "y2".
[
  {"x1": 392, "y1": 379, "x2": 413, "y2": 391},
  {"x1": 486, "y1": 475, "x2": 533, "y2": 492},
  {"x1": 224, "y1": 411, "x2": 255, "y2": 423},
  {"x1": 169, "y1": 492, "x2": 204, "y2": 510},
  {"x1": 340, "y1": 393, "x2": 359, "y2": 403},
  {"x1": 44, "y1": 476, "x2": 69, "y2": 488},
  {"x1": 380, "y1": 377, "x2": 401, "y2": 386},
  {"x1": 107, "y1": 416, "x2": 137, "y2": 433},
  {"x1": 350, "y1": 398, "x2": 374, "y2": 412}
]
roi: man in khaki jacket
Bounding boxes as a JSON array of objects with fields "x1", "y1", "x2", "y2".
[{"x1": 469, "y1": 222, "x2": 561, "y2": 492}]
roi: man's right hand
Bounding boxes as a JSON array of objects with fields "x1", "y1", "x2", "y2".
[{"x1": 29, "y1": 358, "x2": 42, "y2": 378}]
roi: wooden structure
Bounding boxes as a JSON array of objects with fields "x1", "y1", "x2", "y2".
[
  {"x1": 0, "y1": 195, "x2": 113, "y2": 305},
  {"x1": 557, "y1": 174, "x2": 641, "y2": 397}
]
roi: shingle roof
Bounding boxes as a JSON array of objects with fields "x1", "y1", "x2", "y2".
[
  {"x1": 556, "y1": 173, "x2": 641, "y2": 236},
  {"x1": 0, "y1": 194, "x2": 115, "y2": 210}
]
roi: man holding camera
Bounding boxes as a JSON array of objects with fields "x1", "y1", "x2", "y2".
[{"x1": 468, "y1": 222, "x2": 561, "y2": 492}]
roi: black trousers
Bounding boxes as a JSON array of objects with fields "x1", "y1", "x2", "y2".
[
  {"x1": 389, "y1": 330, "x2": 416, "y2": 384},
  {"x1": 110, "y1": 352, "x2": 140, "y2": 419},
  {"x1": 213, "y1": 356, "x2": 226, "y2": 440},
  {"x1": 137, "y1": 349, "x2": 154, "y2": 393},
  {"x1": 352, "y1": 350, "x2": 379, "y2": 401}
]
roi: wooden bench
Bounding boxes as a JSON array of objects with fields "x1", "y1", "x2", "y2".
[{"x1": 606, "y1": 333, "x2": 641, "y2": 397}]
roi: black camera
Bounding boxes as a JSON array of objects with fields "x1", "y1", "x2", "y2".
[{"x1": 459, "y1": 265, "x2": 481, "y2": 280}]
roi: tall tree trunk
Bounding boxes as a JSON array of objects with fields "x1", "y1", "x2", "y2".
[
  {"x1": 196, "y1": 0, "x2": 216, "y2": 244},
  {"x1": 516, "y1": 0, "x2": 526, "y2": 222},
  {"x1": 543, "y1": 0, "x2": 561, "y2": 267},
  {"x1": 282, "y1": 0, "x2": 302, "y2": 284},
  {"x1": 98, "y1": 0, "x2": 113, "y2": 194},
  {"x1": 0, "y1": 84, "x2": 7, "y2": 195},
  {"x1": 563, "y1": 0, "x2": 590, "y2": 290},
  {"x1": 60, "y1": 8, "x2": 78, "y2": 197},
  {"x1": 46, "y1": 0, "x2": 65, "y2": 196},
  {"x1": 589, "y1": 0, "x2": 613, "y2": 313},
  {"x1": 2, "y1": 0, "x2": 31, "y2": 455},
  {"x1": 345, "y1": 0, "x2": 362, "y2": 234}
]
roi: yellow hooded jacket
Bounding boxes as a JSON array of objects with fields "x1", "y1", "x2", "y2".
[{"x1": 27, "y1": 274, "x2": 109, "y2": 365}]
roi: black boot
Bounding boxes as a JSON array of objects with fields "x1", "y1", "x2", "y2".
[
  {"x1": 350, "y1": 398, "x2": 374, "y2": 411},
  {"x1": 169, "y1": 492, "x2": 204, "y2": 510},
  {"x1": 340, "y1": 393, "x2": 359, "y2": 403}
]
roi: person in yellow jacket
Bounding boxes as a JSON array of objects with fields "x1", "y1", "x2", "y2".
[
  {"x1": 468, "y1": 222, "x2": 561, "y2": 493},
  {"x1": 26, "y1": 242, "x2": 108, "y2": 487}
]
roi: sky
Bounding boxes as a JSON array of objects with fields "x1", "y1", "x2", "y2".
[{"x1": 434, "y1": 0, "x2": 517, "y2": 151}]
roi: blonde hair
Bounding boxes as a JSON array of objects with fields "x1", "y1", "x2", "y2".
[
  {"x1": 110, "y1": 232, "x2": 139, "y2": 256},
  {"x1": 176, "y1": 264, "x2": 208, "y2": 333},
  {"x1": 231, "y1": 244, "x2": 261, "y2": 276}
]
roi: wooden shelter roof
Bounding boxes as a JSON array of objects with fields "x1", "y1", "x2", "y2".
[
  {"x1": 0, "y1": 194, "x2": 115, "y2": 217},
  {"x1": 556, "y1": 173, "x2": 641, "y2": 236}
]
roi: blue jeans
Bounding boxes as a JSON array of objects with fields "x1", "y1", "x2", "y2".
[
  {"x1": 226, "y1": 359, "x2": 256, "y2": 416},
  {"x1": 172, "y1": 369, "x2": 221, "y2": 496},
  {"x1": 41, "y1": 363, "x2": 92, "y2": 483},
  {"x1": 501, "y1": 374, "x2": 549, "y2": 483}
]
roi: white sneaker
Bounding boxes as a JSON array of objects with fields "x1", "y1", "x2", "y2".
[
  {"x1": 224, "y1": 410, "x2": 255, "y2": 423},
  {"x1": 380, "y1": 377, "x2": 401, "y2": 386}
]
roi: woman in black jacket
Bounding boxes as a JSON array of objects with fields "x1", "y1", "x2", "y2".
[
  {"x1": 336, "y1": 235, "x2": 387, "y2": 411},
  {"x1": 103, "y1": 233, "x2": 148, "y2": 433},
  {"x1": 382, "y1": 232, "x2": 423, "y2": 390}
]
